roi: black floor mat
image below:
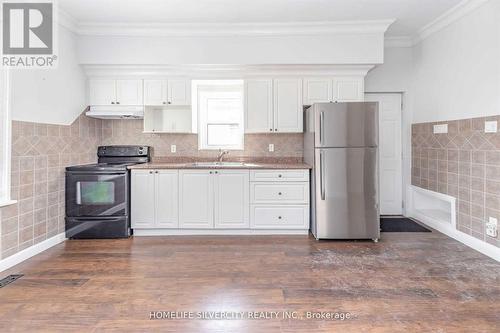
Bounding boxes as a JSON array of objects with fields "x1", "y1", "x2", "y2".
[{"x1": 380, "y1": 217, "x2": 431, "y2": 232}]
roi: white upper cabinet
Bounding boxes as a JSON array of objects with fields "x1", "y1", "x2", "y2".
[
  {"x1": 143, "y1": 79, "x2": 191, "y2": 106},
  {"x1": 303, "y1": 78, "x2": 332, "y2": 105},
  {"x1": 332, "y1": 77, "x2": 364, "y2": 102},
  {"x1": 116, "y1": 79, "x2": 143, "y2": 105},
  {"x1": 89, "y1": 79, "x2": 143, "y2": 105},
  {"x1": 89, "y1": 79, "x2": 116, "y2": 105},
  {"x1": 303, "y1": 76, "x2": 365, "y2": 104},
  {"x1": 245, "y1": 79, "x2": 274, "y2": 133},
  {"x1": 143, "y1": 79, "x2": 166, "y2": 105},
  {"x1": 273, "y1": 78, "x2": 303, "y2": 133},
  {"x1": 168, "y1": 79, "x2": 191, "y2": 105},
  {"x1": 215, "y1": 170, "x2": 249, "y2": 229}
]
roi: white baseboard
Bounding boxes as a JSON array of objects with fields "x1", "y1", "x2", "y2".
[
  {"x1": 133, "y1": 229, "x2": 310, "y2": 236},
  {"x1": 0, "y1": 233, "x2": 66, "y2": 273},
  {"x1": 409, "y1": 209, "x2": 500, "y2": 262}
]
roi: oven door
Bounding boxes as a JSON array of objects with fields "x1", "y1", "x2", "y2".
[{"x1": 66, "y1": 171, "x2": 128, "y2": 217}]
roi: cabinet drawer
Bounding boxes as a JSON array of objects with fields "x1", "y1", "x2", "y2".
[
  {"x1": 250, "y1": 170, "x2": 309, "y2": 182},
  {"x1": 250, "y1": 205, "x2": 309, "y2": 229},
  {"x1": 251, "y1": 183, "x2": 309, "y2": 204}
]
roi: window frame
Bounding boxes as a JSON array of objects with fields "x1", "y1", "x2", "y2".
[
  {"x1": 192, "y1": 80, "x2": 245, "y2": 151},
  {"x1": 0, "y1": 69, "x2": 14, "y2": 207}
]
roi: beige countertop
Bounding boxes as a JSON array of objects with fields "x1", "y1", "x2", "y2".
[{"x1": 128, "y1": 161, "x2": 312, "y2": 170}]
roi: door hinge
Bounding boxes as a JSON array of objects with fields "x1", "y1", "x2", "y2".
[{"x1": 402, "y1": 201, "x2": 405, "y2": 209}]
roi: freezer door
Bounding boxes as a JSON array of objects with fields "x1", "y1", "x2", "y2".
[
  {"x1": 314, "y1": 102, "x2": 378, "y2": 148},
  {"x1": 314, "y1": 147, "x2": 379, "y2": 239}
]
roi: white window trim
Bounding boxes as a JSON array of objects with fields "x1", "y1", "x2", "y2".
[
  {"x1": 0, "y1": 69, "x2": 15, "y2": 207},
  {"x1": 192, "y1": 80, "x2": 245, "y2": 150}
]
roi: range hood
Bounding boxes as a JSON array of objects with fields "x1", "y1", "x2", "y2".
[{"x1": 86, "y1": 106, "x2": 144, "y2": 119}]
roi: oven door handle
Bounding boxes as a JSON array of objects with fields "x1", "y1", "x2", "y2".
[{"x1": 67, "y1": 171, "x2": 128, "y2": 175}]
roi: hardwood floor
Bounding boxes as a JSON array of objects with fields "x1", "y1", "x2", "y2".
[{"x1": 0, "y1": 232, "x2": 499, "y2": 332}]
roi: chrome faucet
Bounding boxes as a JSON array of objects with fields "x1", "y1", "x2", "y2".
[{"x1": 217, "y1": 149, "x2": 229, "y2": 162}]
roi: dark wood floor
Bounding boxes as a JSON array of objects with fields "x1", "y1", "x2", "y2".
[{"x1": 0, "y1": 232, "x2": 499, "y2": 332}]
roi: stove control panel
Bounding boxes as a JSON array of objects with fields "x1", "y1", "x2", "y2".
[{"x1": 98, "y1": 146, "x2": 150, "y2": 157}]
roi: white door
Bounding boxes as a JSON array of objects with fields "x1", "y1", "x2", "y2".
[
  {"x1": 273, "y1": 78, "x2": 303, "y2": 133},
  {"x1": 144, "y1": 80, "x2": 167, "y2": 105},
  {"x1": 215, "y1": 170, "x2": 249, "y2": 229},
  {"x1": 116, "y1": 79, "x2": 143, "y2": 105},
  {"x1": 333, "y1": 77, "x2": 364, "y2": 102},
  {"x1": 179, "y1": 170, "x2": 214, "y2": 228},
  {"x1": 168, "y1": 79, "x2": 190, "y2": 105},
  {"x1": 303, "y1": 78, "x2": 332, "y2": 105},
  {"x1": 89, "y1": 79, "x2": 116, "y2": 105},
  {"x1": 131, "y1": 170, "x2": 156, "y2": 228},
  {"x1": 155, "y1": 170, "x2": 179, "y2": 228},
  {"x1": 245, "y1": 79, "x2": 274, "y2": 133},
  {"x1": 365, "y1": 93, "x2": 403, "y2": 215}
]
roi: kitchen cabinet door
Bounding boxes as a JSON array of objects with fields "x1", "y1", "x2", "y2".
[
  {"x1": 144, "y1": 80, "x2": 168, "y2": 105},
  {"x1": 131, "y1": 170, "x2": 156, "y2": 228},
  {"x1": 215, "y1": 170, "x2": 249, "y2": 229},
  {"x1": 273, "y1": 78, "x2": 303, "y2": 133},
  {"x1": 116, "y1": 79, "x2": 143, "y2": 105},
  {"x1": 245, "y1": 79, "x2": 274, "y2": 133},
  {"x1": 155, "y1": 170, "x2": 179, "y2": 228},
  {"x1": 168, "y1": 79, "x2": 191, "y2": 105},
  {"x1": 303, "y1": 78, "x2": 332, "y2": 105},
  {"x1": 332, "y1": 77, "x2": 364, "y2": 102},
  {"x1": 179, "y1": 170, "x2": 214, "y2": 228},
  {"x1": 89, "y1": 79, "x2": 116, "y2": 105}
]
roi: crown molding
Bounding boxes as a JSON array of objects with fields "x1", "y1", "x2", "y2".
[
  {"x1": 61, "y1": 19, "x2": 394, "y2": 37},
  {"x1": 384, "y1": 36, "x2": 413, "y2": 48},
  {"x1": 82, "y1": 64, "x2": 375, "y2": 78},
  {"x1": 413, "y1": 0, "x2": 489, "y2": 45}
]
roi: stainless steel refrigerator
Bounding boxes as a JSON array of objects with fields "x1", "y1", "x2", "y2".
[{"x1": 304, "y1": 102, "x2": 380, "y2": 241}]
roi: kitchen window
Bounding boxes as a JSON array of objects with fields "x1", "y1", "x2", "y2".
[
  {"x1": 0, "y1": 69, "x2": 12, "y2": 206},
  {"x1": 193, "y1": 80, "x2": 244, "y2": 150}
]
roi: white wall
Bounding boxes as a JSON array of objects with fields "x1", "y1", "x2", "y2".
[
  {"x1": 10, "y1": 26, "x2": 87, "y2": 125},
  {"x1": 365, "y1": 47, "x2": 413, "y2": 93},
  {"x1": 77, "y1": 33, "x2": 384, "y2": 65},
  {"x1": 412, "y1": 0, "x2": 500, "y2": 123}
]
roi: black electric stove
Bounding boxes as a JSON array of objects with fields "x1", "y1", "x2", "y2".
[{"x1": 65, "y1": 145, "x2": 150, "y2": 239}]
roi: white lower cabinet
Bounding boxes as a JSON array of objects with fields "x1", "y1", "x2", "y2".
[
  {"x1": 179, "y1": 170, "x2": 214, "y2": 228},
  {"x1": 131, "y1": 170, "x2": 178, "y2": 229},
  {"x1": 132, "y1": 168, "x2": 309, "y2": 233}
]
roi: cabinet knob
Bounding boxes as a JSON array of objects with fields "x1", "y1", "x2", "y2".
[
  {"x1": 215, "y1": 171, "x2": 218, "y2": 174},
  {"x1": 149, "y1": 171, "x2": 153, "y2": 174},
  {"x1": 162, "y1": 101, "x2": 166, "y2": 105},
  {"x1": 278, "y1": 192, "x2": 282, "y2": 195},
  {"x1": 209, "y1": 171, "x2": 213, "y2": 174},
  {"x1": 275, "y1": 129, "x2": 278, "y2": 132},
  {"x1": 278, "y1": 174, "x2": 282, "y2": 178},
  {"x1": 111, "y1": 102, "x2": 115, "y2": 104},
  {"x1": 155, "y1": 171, "x2": 159, "y2": 174},
  {"x1": 168, "y1": 101, "x2": 172, "y2": 104},
  {"x1": 269, "y1": 128, "x2": 273, "y2": 132},
  {"x1": 278, "y1": 216, "x2": 282, "y2": 220},
  {"x1": 116, "y1": 101, "x2": 120, "y2": 104}
]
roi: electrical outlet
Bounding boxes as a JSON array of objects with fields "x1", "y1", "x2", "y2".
[
  {"x1": 433, "y1": 124, "x2": 448, "y2": 134},
  {"x1": 485, "y1": 121, "x2": 498, "y2": 133},
  {"x1": 171, "y1": 145, "x2": 176, "y2": 153},
  {"x1": 268, "y1": 144, "x2": 274, "y2": 152},
  {"x1": 486, "y1": 217, "x2": 498, "y2": 238}
]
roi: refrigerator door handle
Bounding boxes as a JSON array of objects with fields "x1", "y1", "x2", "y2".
[
  {"x1": 319, "y1": 111, "x2": 325, "y2": 145},
  {"x1": 320, "y1": 150, "x2": 325, "y2": 200}
]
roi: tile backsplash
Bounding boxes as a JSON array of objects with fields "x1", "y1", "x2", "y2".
[
  {"x1": 100, "y1": 119, "x2": 304, "y2": 159},
  {"x1": 0, "y1": 114, "x2": 101, "y2": 259},
  {"x1": 0, "y1": 115, "x2": 303, "y2": 260},
  {"x1": 412, "y1": 115, "x2": 500, "y2": 248}
]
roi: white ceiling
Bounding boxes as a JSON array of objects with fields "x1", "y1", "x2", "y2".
[{"x1": 59, "y1": 0, "x2": 463, "y2": 37}]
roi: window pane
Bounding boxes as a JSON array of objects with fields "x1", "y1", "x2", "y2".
[
  {"x1": 77, "y1": 181, "x2": 115, "y2": 205},
  {"x1": 206, "y1": 98, "x2": 241, "y2": 123},
  {"x1": 207, "y1": 124, "x2": 242, "y2": 147}
]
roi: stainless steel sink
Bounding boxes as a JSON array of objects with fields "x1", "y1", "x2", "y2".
[{"x1": 190, "y1": 162, "x2": 256, "y2": 167}]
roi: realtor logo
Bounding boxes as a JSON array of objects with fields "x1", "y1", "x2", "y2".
[{"x1": 2, "y1": 1, "x2": 58, "y2": 68}]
